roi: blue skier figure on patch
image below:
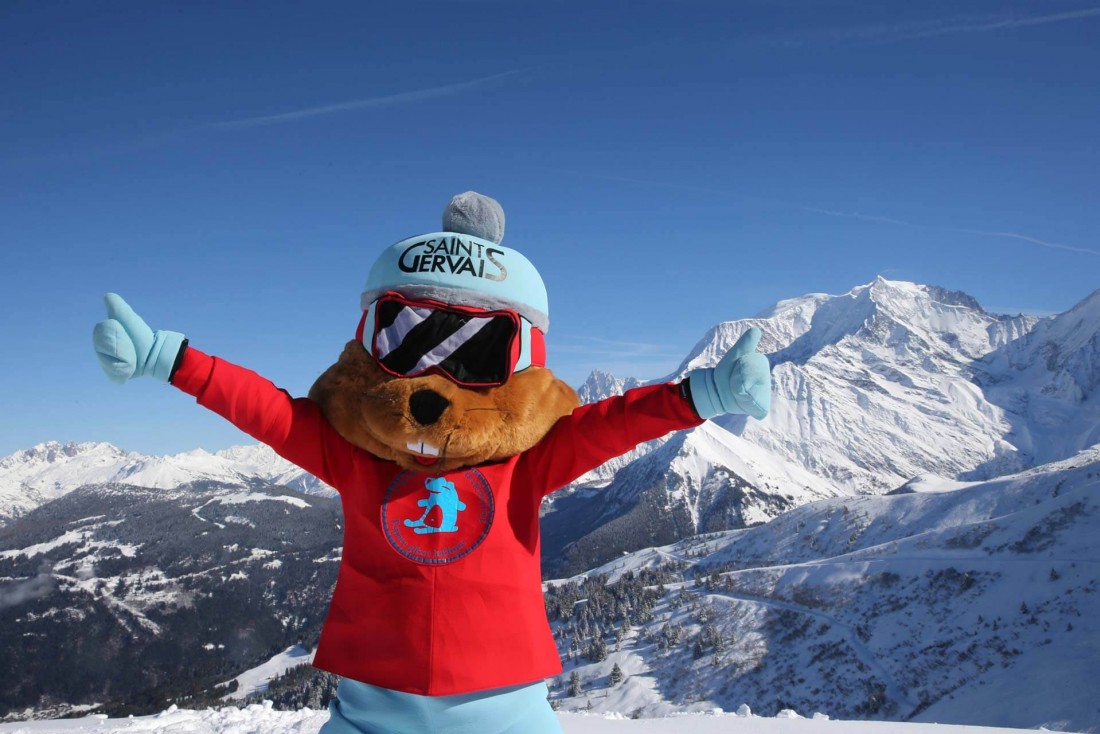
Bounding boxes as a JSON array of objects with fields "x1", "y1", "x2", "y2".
[{"x1": 404, "y1": 477, "x2": 466, "y2": 534}]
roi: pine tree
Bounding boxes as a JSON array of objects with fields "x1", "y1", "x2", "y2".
[
  {"x1": 568, "y1": 670, "x2": 583, "y2": 698},
  {"x1": 587, "y1": 637, "x2": 608, "y2": 662},
  {"x1": 609, "y1": 663, "x2": 624, "y2": 686}
]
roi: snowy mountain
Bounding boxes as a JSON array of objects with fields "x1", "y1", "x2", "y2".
[
  {"x1": 578, "y1": 370, "x2": 645, "y2": 405},
  {"x1": 2, "y1": 277, "x2": 1097, "y2": 727},
  {"x1": 977, "y1": 288, "x2": 1100, "y2": 466},
  {"x1": 661, "y1": 278, "x2": 1061, "y2": 491},
  {"x1": 3, "y1": 448, "x2": 1095, "y2": 729},
  {"x1": 0, "y1": 442, "x2": 335, "y2": 525},
  {"x1": 545, "y1": 279, "x2": 1098, "y2": 574},
  {"x1": 543, "y1": 445, "x2": 1100, "y2": 733}
]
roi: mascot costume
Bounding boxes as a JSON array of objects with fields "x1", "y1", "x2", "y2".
[{"x1": 93, "y1": 192, "x2": 771, "y2": 734}]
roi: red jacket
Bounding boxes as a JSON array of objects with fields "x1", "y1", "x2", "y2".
[{"x1": 172, "y1": 348, "x2": 702, "y2": 695}]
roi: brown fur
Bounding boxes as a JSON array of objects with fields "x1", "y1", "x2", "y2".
[{"x1": 308, "y1": 340, "x2": 580, "y2": 473}]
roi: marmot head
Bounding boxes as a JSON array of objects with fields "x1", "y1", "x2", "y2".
[{"x1": 309, "y1": 192, "x2": 579, "y2": 473}]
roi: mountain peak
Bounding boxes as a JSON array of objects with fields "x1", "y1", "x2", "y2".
[
  {"x1": 868, "y1": 274, "x2": 919, "y2": 293},
  {"x1": 862, "y1": 277, "x2": 984, "y2": 314},
  {"x1": 578, "y1": 370, "x2": 644, "y2": 404},
  {"x1": 668, "y1": 279, "x2": 997, "y2": 380},
  {"x1": 1060, "y1": 287, "x2": 1100, "y2": 328}
]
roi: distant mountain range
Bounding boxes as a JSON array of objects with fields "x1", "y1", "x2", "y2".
[
  {"x1": 4, "y1": 278, "x2": 1096, "y2": 537},
  {"x1": 0, "y1": 442, "x2": 334, "y2": 525},
  {"x1": 1, "y1": 277, "x2": 1097, "y2": 726}
]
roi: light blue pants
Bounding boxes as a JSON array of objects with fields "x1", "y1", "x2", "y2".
[{"x1": 320, "y1": 677, "x2": 563, "y2": 734}]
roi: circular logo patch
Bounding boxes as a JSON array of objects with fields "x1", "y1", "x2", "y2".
[{"x1": 382, "y1": 470, "x2": 495, "y2": 565}]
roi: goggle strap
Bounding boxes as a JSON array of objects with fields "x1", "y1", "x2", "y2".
[
  {"x1": 356, "y1": 310, "x2": 369, "y2": 345},
  {"x1": 530, "y1": 326, "x2": 546, "y2": 368}
]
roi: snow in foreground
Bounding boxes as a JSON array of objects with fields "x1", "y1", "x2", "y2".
[{"x1": 0, "y1": 703, "x2": 1052, "y2": 733}]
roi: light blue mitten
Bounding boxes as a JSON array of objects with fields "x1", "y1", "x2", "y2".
[
  {"x1": 92, "y1": 293, "x2": 186, "y2": 384},
  {"x1": 687, "y1": 327, "x2": 772, "y2": 420}
]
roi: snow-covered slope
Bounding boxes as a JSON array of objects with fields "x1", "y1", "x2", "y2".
[
  {"x1": 542, "y1": 421, "x2": 846, "y2": 575},
  {"x1": 0, "y1": 705, "x2": 1049, "y2": 734},
  {"x1": 4, "y1": 451, "x2": 1093, "y2": 729},
  {"x1": 0, "y1": 442, "x2": 335, "y2": 524},
  {"x1": 543, "y1": 445, "x2": 1100, "y2": 732},
  {"x1": 979, "y1": 288, "x2": 1100, "y2": 467},
  {"x1": 222, "y1": 645, "x2": 315, "y2": 701}
]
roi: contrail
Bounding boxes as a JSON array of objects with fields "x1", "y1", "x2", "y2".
[
  {"x1": 568, "y1": 171, "x2": 1099, "y2": 257},
  {"x1": 898, "y1": 7, "x2": 1100, "y2": 40},
  {"x1": 780, "y1": 7, "x2": 1100, "y2": 46},
  {"x1": 205, "y1": 68, "x2": 526, "y2": 130},
  {"x1": 806, "y1": 208, "x2": 1100, "y2": 256}
]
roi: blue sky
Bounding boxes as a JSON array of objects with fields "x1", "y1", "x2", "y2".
[{"x1": 2, "y1": 1, "x2": 1098, "y2": 456}]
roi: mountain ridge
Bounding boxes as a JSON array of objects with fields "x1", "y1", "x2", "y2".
[
  {"x1": 6, "y1": 278, "x2": 1098, "y2": 573},
  {"x1": 0, "y1": 441, "x2": 335, "y2": 525},
  {"x1": 550, "y1": 277, "x2": 1096, "y2": 573}
]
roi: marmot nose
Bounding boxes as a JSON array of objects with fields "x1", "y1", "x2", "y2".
[{"x1": 409, "y1": 390, "x2": 450, "y2": 426}]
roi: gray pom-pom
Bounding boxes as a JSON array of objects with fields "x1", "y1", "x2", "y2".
[{"x1": 442, "y1": 191, "x2": 505, "y2": 244}]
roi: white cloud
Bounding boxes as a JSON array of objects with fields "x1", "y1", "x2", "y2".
[{"x1": 0, "y1": 567, "x2": 55, "y2": 610}]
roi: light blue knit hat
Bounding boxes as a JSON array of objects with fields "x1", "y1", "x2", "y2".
[{"x1": 361, "y1": 192, "x2": 549, "y2": 331}]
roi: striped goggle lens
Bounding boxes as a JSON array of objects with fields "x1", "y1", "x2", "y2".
[{"x1": 363, "y1": 293, "x2": 522, "y2": 387}]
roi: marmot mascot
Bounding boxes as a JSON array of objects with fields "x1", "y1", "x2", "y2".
[{"x1": 93, "y1": 192, "x2": 771, "y2": 734}]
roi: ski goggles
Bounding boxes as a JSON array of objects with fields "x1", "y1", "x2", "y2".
[{"x1": 357, "y1": 292, "x2": 546, "y2": 387}]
